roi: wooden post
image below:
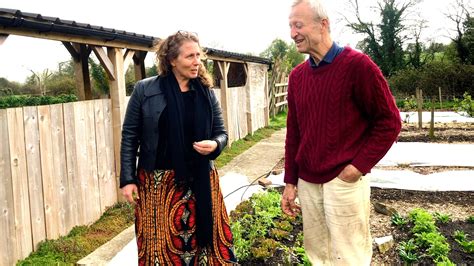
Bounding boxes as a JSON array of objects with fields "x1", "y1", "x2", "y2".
[
  {"x1": 438, "y1": 87, "x2": 442, "y2": 110},
  {"x1": 133, "y1": 51, "x2": 147, "y2": 81},
  {"x1": 429, "y1": 98, "x2": 435, "y2": 140},
  {"x1": 69, "y1": 43, "x2": 93, "y2": 100},
  {"x1": 107, "y1": 47, "x2": 127, "y2": 199},
  {"x1": 263, "y1": 67, "x2": 270, "y2": 126},
  {"x1": 268, "y1": 59, "x2": 282, "y2": 118},
  {"x1": 416, "y1": 88, "x2": 423, "y2": 130},
  {"x1": 217, "y1": 61, "x2": 232, "y2": 146}
]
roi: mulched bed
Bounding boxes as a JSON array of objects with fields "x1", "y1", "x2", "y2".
[
  {"x1": 370, "y1": 188, "x2": 474, "y2": 265},
  {"x1": 257, "y1": 122, "x2": 474, "y2": 265}
]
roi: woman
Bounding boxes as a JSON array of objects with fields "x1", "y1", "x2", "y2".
[{"x1": 120, "y1": 31, "x2": 237, "y2": 265}]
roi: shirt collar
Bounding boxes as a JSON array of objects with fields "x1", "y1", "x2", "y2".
[{"x1": 309, "y1": 42, "x2": 344, "y2": 68}]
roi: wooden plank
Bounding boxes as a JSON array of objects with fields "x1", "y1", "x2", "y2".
[
  {"x1": 7, "y1": 108, "x2": 33, "y2": 259},
  {"x1": 263, "y1": 69, "x2": 270, "y2": 126},
  {"x1": 217, "y1": 61, "x2": 233, "y2": 146},
  {"x1": 0, "y1": 109, "x2": 17, "y2": 266},
  {"x1": 37, "y1": 105, "x2": 61, "y2": 239},
  {"x1": 275, "y1": 92, "x2": 288, "y2": 97},
  {"x1": 92, "y1": 46, "x2": 116, "y2": 80},
  {"x1": 62, "y1": 41, "x2": 79, "y2": 61},
  {"x1": 123, "y1": 49, "x2": 135, "y2": 69},
  {"x1": 74, "y1": 101, "x2": 101, "y2": 224},
  {"x1": 63, "y1": 103, "x2": 81, "y2": 226},
  {"x1": 23, "y1": 106, "x2": 46, "y2": 250},
  {"x1": 228, "y1": 87, "x2": 244, "y2": 141},
  {"x1": 206, "y1": 55, "x2": 246, "y2": 64},
  {"x1": 73, "y1": 44, "x2": 92, "y2": 101},
  {"x1": 71, "y1": 102, "x2": 88, "y2": 224},
  {"x1": 275, "y1": 101, "x2": 288, "y2": 107},
  {"x1": 107, "y1": 47, "x2": 127, "y2": 189},
  {"x1": 0, "y1": 28, "x2": 156, "y2": 52},
  {"x1": 237, "y1": 87, "x2": 248, "y2": 138},
  {"x1": 133, "y1": 51, "x2": 147, "y2": 81},
  {"x1": 94, "y1": 99, "x2": 117, "y2": 212},
  {"x1": 49, "y1": 104, "x2": 71, "y2": 235}
]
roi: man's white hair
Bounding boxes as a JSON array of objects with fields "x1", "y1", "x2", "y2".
[{"x1": 292, "y1": 0, "x2": 329, "y2": 22}]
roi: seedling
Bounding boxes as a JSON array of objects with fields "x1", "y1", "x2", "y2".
[
  {"x1": 453, "y1": 230, "x2": 474, "y2": 254},
  {"x1": 434, "y1": 212, "x2": 452, "y2": 224},
  {"x1": 391, "y1": 212, "x2": 407, "y2": 227}
]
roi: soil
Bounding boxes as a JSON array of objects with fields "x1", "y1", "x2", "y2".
[
  {"x1": 397, "y1": 122, "x2": 474, "y2": 143},
  {"x1": 263, "y1": 122, "x2": 474, "y2": 265},
  {"x1": 370, "y1": 188, "x2": 473, "y2": 265}
]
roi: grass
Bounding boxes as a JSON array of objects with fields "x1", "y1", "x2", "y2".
[
  {"x1": 17, "y1": 202, "x2": 135, "y2": 265},
  {"x1": 16, "y1": 111, "x2": 288, "y2": 265}
]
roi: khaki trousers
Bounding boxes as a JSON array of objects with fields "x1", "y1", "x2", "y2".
[{"x1": 297, "y1": 177, "x2": 372, "y2": 266}]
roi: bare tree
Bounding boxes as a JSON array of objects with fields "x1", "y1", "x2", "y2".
[
  {"x1": 342, "y1": 0, "x2": 421, "y2": 76},
  {"x1": 445, "y1": 0, "x2": 473, "y2": 64}
]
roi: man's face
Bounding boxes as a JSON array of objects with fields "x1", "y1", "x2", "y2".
[{"x1": 289, "y1": 2, "x2": 324, "y2": 54}]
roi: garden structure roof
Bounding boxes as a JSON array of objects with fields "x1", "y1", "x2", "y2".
[{"x1": 0, "y1": 8, "x2": 272, "y2": 65}]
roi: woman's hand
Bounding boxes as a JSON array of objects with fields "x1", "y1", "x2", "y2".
[
  {"x1": 192, "y1": 140, "x2": 218, "y2": 155},
  {"x1": 121, "y1": 184, "x2": 138, "y2": 204}
]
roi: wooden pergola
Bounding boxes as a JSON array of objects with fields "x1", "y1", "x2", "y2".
[
  {"x1": 0, "y1": 8, "x2": 272, "y2": 176},
  {"x1": 0, "y1": 8, "x2": 161, "y2": 178}
]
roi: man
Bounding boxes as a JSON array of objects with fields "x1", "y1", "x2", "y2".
[{"x1": 281, "y1": 0, "x2": 401, "y2": 265}]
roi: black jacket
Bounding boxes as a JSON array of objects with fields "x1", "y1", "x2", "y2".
[{"x1": 119, "y1": 76, "x2": 228, "y2": 188}]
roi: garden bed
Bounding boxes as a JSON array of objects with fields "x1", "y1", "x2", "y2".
[
  {"x1": 230, "y1": 187, "x2": 473, "y2": 265},
  {"x1": 230, "y1": 122, "x2": 474, "y2": 264}
]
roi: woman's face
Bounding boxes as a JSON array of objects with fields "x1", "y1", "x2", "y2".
[{"x1": 171, "y1": 40, "x2": 201, "y2": 81}]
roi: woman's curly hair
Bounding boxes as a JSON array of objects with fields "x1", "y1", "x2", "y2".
[{"x1": 155, "y1": 31, "x2": 214, "y2": 88}]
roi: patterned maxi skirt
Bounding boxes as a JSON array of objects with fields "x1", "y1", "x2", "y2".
[{"x1": 135, "y1": 167, "x2": 237, "y2": 265}]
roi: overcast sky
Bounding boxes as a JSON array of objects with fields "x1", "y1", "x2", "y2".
[{"x1": 0, "y1": 0, "x2": 462, "y2": 82}]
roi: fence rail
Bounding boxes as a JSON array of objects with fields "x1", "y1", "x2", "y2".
[
  {"x1": 0, "y1": 99, "x2": 117, "y2": 266},
  {"x1": 270, "y1": 82, "x2": 288, "y2": 116}
]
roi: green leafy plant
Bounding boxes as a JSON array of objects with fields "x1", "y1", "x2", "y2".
[
  {"x1": 405, "y1": 208, "x2": 453, "y2": 264},
  {"x1": 408, "y1": 208, "x2": 437, "y2": 234},
  {"x1": 398, "y1": 239, "x2": 419, "y2": 263},
  {"x1": 293, "y1": 246, "x2": 311, "y2": 266},
  {"x1": 434, "y1": 212, "x2": 452, "y2": 224},
  {"x1": 250, "y1": 238, "x2": 280, "y2": 259},
  {"x1": 403, "y1": 95, "x2": 418, "y2": 111},
  {"x1": 391, "y1": 212, "x2": 408, "y2": 227},
  {"x1": 0, "y1": 94, "x2": 77, "y2": 109},
  {"x1": 229, "y1": 188, "x2": 306, "y2": 264},
  {"x1": 453, "y1": 92, "x2": 474, "y2": 117},
  {"x1": 419, "y1": 232, "x2": 450, "y2": 263},
  {"x1": 467, "y1": 215, "x2": 474, "y2": 224},
  {"x1": 453, "y1": 230, "x2": 474, "y2": 254}
]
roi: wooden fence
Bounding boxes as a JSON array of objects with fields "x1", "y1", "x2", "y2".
[
  {"x1": 270, "y1": 81, "x2": 288, "y2": 117},
  {"x1": 0, "y1": 99, "x2": 117, "y2": 266},
  {"x1": 268, "y1": 58, "x2": 288, "y2": 118},
  {"x1": 0, "y1": 74, "x2": 276, "y2": 266}
]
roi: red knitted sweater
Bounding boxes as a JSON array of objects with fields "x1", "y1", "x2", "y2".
[{"x1": 284, "y1": 47, "x2": 401, "y2": 185}]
